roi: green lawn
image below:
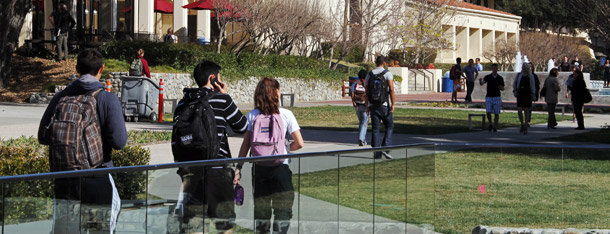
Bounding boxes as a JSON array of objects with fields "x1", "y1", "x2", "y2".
[
  {"x1": 291, "y1": 106, "x2": 557, "y2": 135},
  {"x1": 294, "y1": 148, "x2": 610, "y2": 234},
  {"x1": 162, "y1": 106, "x2": 556, "y2": 135}
]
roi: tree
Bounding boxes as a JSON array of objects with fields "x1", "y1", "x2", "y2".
[
  {"x1": 483, "y1": 39, "x2": 518, "y2": 71},
  {"x1": 518, "y1": 31, "x2": 586, "y2": 72},
  {"x1": 387, "y1": 0, "x2": 457, "y2": 66},
  {"x1": 499, "y1": 0, "x2": 580, "y2": 33},
  {"x1": 0, "y1": 0, "x2": 32, "y2": 89},
  {"x1": 359, "y1": 0, "x2": 393, "y2": 63},
  {"x1": 569, "y1": 0, "x2": 610, "y2": 54},
  {"x1": 212, "y1": 0, "x2": 245, "y2": 53}
]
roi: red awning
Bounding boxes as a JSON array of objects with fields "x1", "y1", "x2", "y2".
[
  {"x1": 154, "y1": 0, "x2": 173, "y2": 13},
  {"x1": 119, "y1": 0, "x2": 173, "y2": 14},
  {"x1": 182, "y1": 0, "x2": 214, "y2": 10}
]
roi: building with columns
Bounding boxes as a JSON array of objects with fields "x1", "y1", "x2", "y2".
[
  {"x1": 20, "y1": 0, "x2": 221, "y2": 47},
  {"x1": 437, "y1": 1, "x2": 521, "y2": 63}
]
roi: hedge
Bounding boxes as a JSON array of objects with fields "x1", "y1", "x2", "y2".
[
  {"x1": 0, "y1": 136, "x2": 151, "y2": 224},
  {"x1": 101, "y1": 40, "x2": 347, "y2": 82}
]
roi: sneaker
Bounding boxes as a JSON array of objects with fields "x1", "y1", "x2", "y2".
[
  {"x1": 493, "y1": 127, "x2": 497, "y2": 132},
  {"x1": 382, "y1": 152, "x2": 393, "y2": 159},
  {"x1": 358, "y1": 140, "x2": 364, "y2": 146}
]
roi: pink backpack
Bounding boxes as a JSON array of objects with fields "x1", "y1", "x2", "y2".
[{"x1": 250, "y1": 113, "x2": 286, "y2": 166}]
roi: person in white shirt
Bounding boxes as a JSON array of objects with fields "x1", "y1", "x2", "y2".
[
  {"x1": 547, "y1": 58, "x2": 556, "y2": 72},
  {"x1": 236, "y1": 77, "x2": 304, "y2": 234},
  {"x1": 475, "y1": 58, "x2": 484, "y2": 71}
]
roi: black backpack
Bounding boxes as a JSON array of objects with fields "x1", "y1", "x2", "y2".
[
  {"x1": 367, "y1": 70, "x2": 389, "y2": 105},
  {"x1": 171, "y1": 91, "x2": 219, "y2": 162}
]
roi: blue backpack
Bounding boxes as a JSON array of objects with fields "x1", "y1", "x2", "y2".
[{"x1": 367, "y1": 70, "x2": 389, "y2": 105}]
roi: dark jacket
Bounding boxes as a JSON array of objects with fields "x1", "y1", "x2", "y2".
[
  {"x1": 38, "y1": 74, "x2": 128, "y2": 165},
  {"x1": 53, "y1": 11, "x2": 75, "y2": 35},
  {"x1": 571, "y1": 78, "x2": 588, "y2": 104},
  {"x1": 544, "y1": 76, "x2": 561, "y2": 104}
]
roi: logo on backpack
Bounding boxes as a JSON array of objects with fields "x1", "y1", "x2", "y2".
[
  {"x1": 129, "y1": 58, "x2": 143, "y2": 76},
  {"x1": 172, "y1": 91, "x2": 220, "y2": 162},
  {"x1": 250, "y1": 113, "x2": 286, "y2": 166},
  {"x1": 352, "y1": 79, "x2": 367, "y2": 104},
  {"x1": 45, "y1": 89, "x2": 104, "y2": 171},
  {"x1": 367, "y1": 71, "x2": 389, "y2": 105}
]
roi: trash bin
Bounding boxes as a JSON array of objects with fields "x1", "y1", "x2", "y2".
[
  {"x1": 120, "y1": 76, "x2": 159, "y2": 122},
  {"x1": 442, "y1": 71, "x2": 452, "y2": 92}
]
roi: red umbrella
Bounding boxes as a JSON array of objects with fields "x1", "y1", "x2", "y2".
[
  {"x1": 182, "y1": 0, "x2": 214, "y2": 10},
  {"x1": 120, "y1": 0, "x2": 173, "y2": 14}
]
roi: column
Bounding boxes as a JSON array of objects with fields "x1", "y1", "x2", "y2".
[
  {"x1": 137, "y1": 0, "x2": 154, "y2": 39},
  {"x1": 469, "y1": 28, "x2": 481, "y2": 61},
  {"x1": 456, "y1": 26, "x2": 468, "y2": 61},
  {"x1": 99, "y1": 0, "x2": 117, "y2": 33},
  {"x1": 482, "y1": 29, "x2": 494, "y2": 62},
  {"x1": 19, "y1": 12, "x2": 33, "y2": 47},
  {"x1": 173, "y1": 0, "x2": 188, "y2": 42},
  {"x1": 196, "y1": 10, "x2": 211, "y2": 40},
  {"x1": 44, "y1": 0, "x2": 53, "y2": 44}
]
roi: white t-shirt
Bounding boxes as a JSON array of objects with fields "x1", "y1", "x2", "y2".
[{"x1": 246, "y1": 108, "x2": 300, "y2": 164}]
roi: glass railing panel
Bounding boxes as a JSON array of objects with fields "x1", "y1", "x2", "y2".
[
  {"x1": 337, "y1": 151, "x2": 374, "y2": 234},
  {"x1": 563, "y1": 147, "x2": 610, "y2": 229},
  {"x1": 406, "y1": 146, "x2": 435, "y2": 234},
  {"x1": 148, "y1": 167, "x2": 184, "y2": 234},
  {"x1": 433, "y1": 145, "x2": 503, "y2": 234},
  {"x1": 370, "y1": 147, "x2": 407, "y2": 233},
  {"x1": 112, "y1": 171, "x2": 147, "y2": 234},
  {"x1": 2, "y1": 178, "x2": 54, "y2": 234},
  {"x1": 293, "y1": 155, "x2": 339, "y2": 234}
]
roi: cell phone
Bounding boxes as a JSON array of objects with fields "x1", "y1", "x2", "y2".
[{"x1": 212, "y1": 77, "x2": 221, "y2": 87}]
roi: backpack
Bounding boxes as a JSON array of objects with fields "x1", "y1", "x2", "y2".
[
  {"x1": 367, "y1": 71, "x2": 389, "y2": 105},
  {"x1": 449, "y1": 65, "x2": 458, "y2": 80},
  {"x1": 171, "y1": 92, "x2": 219, "y2": 162},
  {"x1": 352, "y1": 79, "x2": 366, "y2": 103},
  {"x1": 46, "y1": 89, "x2": 104, "y2": 172},
  {"x1": 164, "y1": 34, "x2": 175, "y2": 44},
  {"x1": 250, "y1": 113, "x2": 286, "y2": 166},
  {"x1": 128, "y1": 58, "x2": 143, "y2": 76}
]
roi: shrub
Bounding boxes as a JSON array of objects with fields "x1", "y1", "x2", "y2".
[{"x1": 0, "y1": 136, "x2": 151, "y2": 223}]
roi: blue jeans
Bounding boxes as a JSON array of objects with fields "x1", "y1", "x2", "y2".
[
  {"x1": 355, "y1": 104, "x2": 368, "y2": 143},
  {"x1": 370, "y1": 105, "x2": 394, "y2": 157}
]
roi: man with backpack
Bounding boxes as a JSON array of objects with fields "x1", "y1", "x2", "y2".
[
  {"x1": 171, "y1": 60, "x2": 247, "y2": 234},
  {"x1": 365, "y1": 55, "x2": 395, "y2": 159},
  {"x1": 351, "y1": 69, "x2": 369, "y2": 146},
  {"x1": 450, "y1": 57, "x2": 466, "y2": 103},
  {"x1": 37, "y1": 49, "x2": 128, "y2": 233}
]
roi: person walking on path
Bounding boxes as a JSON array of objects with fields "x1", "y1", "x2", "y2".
[
  {"x1": 351, "y1": 69, "x2": 369, "y2": 146},
  {"x1": 513, "y1": 63, "x2": 537, "y2": 134},
  {"x1": 129, "y1": 49, "x2": 151, "y2": 78},
  {"x1": 479, "y1": 64, "x2": 504, "y2": 132},
  {"x1": 37, "y1": 49, "x2": 128, "y2": 233},
  {"x1": 604, "y1": 59, "x2": 610, "y2": 87},
  {"x1": 475, "y1": 58, "x2": 484, "y2": 71},
  {"x1": 569, "y1": 70, "x2": 589, "y2": 130},
  {"x1": 365, "y1": 56, "x2": 395, "y2": 159},
  {"x1": 171, "y1": 61, "x2": 247, "y2": 234},
  {"x1": 48, "y1": 1, "x2": 75, "y2": 62},
  {"x1": 543, "y1": 68, "x2": 561, "y2": 129},
  {"x1": 450, "y1": 57, "x2": 466, "y2": 103},
  {"x1": 463, "y1": 59, "x2": 479, "y2": 103},
  {"x1": 236, "y1": 77, "x2": 304, "y2": 234}
]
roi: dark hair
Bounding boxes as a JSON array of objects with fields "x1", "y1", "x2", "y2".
[
  {"x1": 468, "y1": 59, "x2": 474, "y2": 63},
  {"x1": 375, "y1": 56, "x2": 387, "y2": 66},
  {"x1": 193, "y1": 60, "x2": 221, "y2": 87},
  {"x1": 456, "y1": 57, "x2": 462, "y2": 64},
  {"x1": 491, "y1": 63, "x2": 498, "y2": 68},
  {"x1": 357, "y1": 69, "x2": 368, "y2": 80},
  {"x1": 549, "y1": 68, "x2": 559, "y2": 77},
  {"x1": 476, "y1": 58, "x2": 480, "y2": 62},
  {"x1": 76, "y1": 49, "x2": 103, "y2": 76},
  {"x1": 137, "y1": 48, "x2": 144, "y2": 56},
  {"x1": 254, "y1": 78, "x2": 280, "y2": 115},
  {"x1": 573, "y1": 70, "x2": 584, "y2": 80}
]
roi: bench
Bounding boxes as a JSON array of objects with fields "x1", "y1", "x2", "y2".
[
  {"x1": 280, "y1": 94, "x2": 295, "y2": 108},
  {"x1": 468, "y1": 113, "x2": 486, "y2": 131}
]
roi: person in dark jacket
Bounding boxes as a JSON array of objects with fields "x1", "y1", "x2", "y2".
[
  {"x1": 513, "y1": 63, "x2": 537, "y2": 134},
  {"x1": 569, "y1": 70, "x2": 588, "y2": 130},
  {"x1": 604, "y1": 59, "x2": 610, "y2": 87},
  {"x1": 543, "y1": 68, "x2": 561, "y2": 129},
  {"x1": 37, "y1": 49, "x2": 127, "y2": 233},
  {"x1": 172, "y1": 61, "x2": 247, "y2": 234},
  {"x1": 48, "y1": 1, "x2": 75, "y2": 61}
]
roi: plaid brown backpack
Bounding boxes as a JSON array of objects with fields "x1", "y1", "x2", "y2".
[{"x1": 46, "y1": 89, "x2": 104, "y2": 171}]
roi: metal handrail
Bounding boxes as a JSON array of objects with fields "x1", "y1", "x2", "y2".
[{"x1": 1, "y1": 142, "x2": 609, "y2": 183}]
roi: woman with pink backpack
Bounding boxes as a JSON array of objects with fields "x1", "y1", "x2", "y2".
[{"x1": 236, "y1": 77, "x2": 304, "y2": 234}]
